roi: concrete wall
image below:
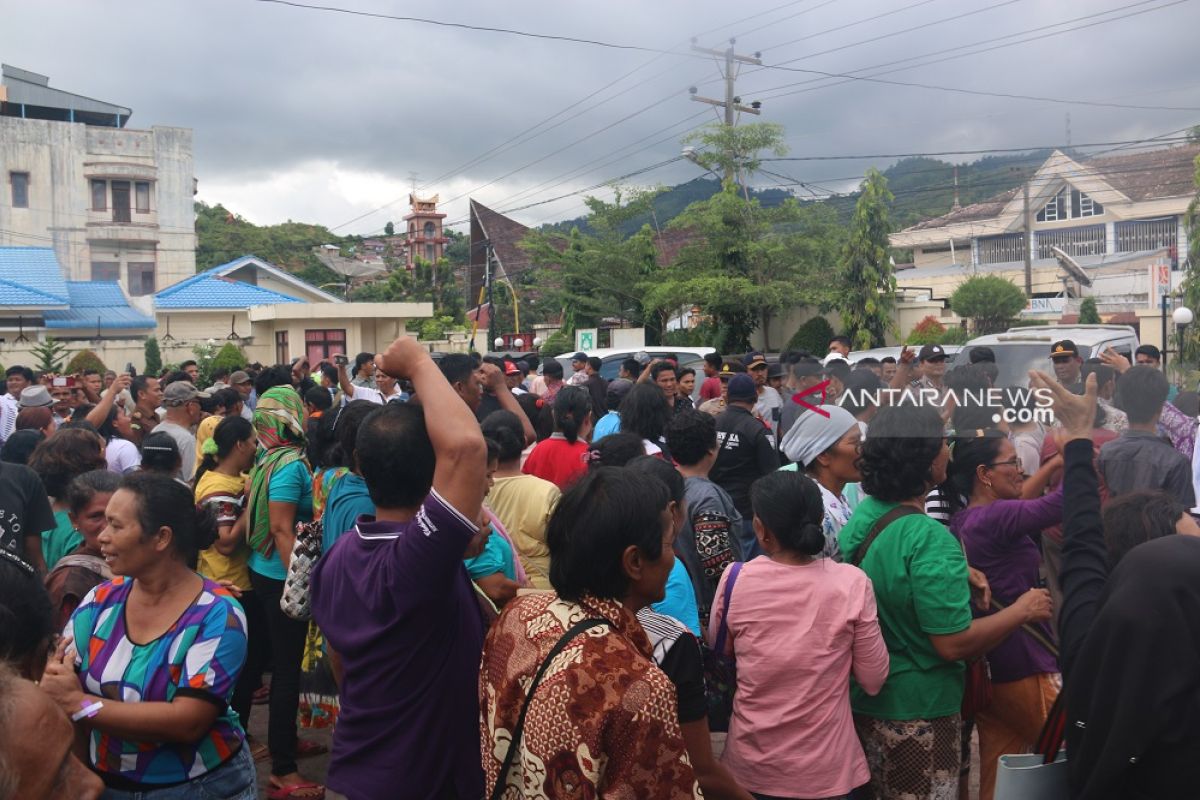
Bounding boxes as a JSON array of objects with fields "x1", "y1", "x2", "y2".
[{"x1": 0, "y1": 117, "x2": 195, "y2": 293}]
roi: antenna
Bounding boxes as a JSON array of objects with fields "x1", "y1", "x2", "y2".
[{"x1": 952, "y1": 165, "x2": 961, "y2": 211}]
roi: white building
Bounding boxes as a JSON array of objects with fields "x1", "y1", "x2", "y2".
[{"x1": 0, "y1": 64, "x2": 196, "y2": 297}]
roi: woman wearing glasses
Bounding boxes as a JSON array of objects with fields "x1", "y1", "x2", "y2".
[{"x1": 944, "y1": 428, "x2": 1065, "y2": 800}]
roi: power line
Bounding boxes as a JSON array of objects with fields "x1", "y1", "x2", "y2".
[{"x1": 760, "y1": 136, "x2": 1196, "y2": 162}]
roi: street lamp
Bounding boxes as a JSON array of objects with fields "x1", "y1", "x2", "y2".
[
  {"x1": 513, "y1": 337, "x2": 524, "y2": 349},
  {"x1": 1163, "y1": 302, "x2": 1194, "y2": 377},
  {"x1": 493, "y1": 336, "x2": 505, "y2": 351},
  {"x1": 532, "y1": 337, "x2": 542, "y2": 351}
]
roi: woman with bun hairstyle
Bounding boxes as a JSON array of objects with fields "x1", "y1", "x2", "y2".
[
  {"x1": 38, "y1": 472, "x2": 256, "y2": 799},
  {"x1": 521, "y1": 385, "x2": 592, "y2": 489},
  {"x1": 709, "y1": 470, "x2": 889, "y2": 800}
]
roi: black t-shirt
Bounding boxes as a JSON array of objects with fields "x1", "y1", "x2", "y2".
[
  {"x1": 0, "y1": 462, "x2": 56, "y2": 561},
  {"x1": 475, "y1": 392, "x2": 503, "y2": 422},
  {"x1": 711, "y1": 405, "x2": 780, "y2": 516},
  {"x1": 637, "y1": 608, "x2": 707, "y2": 724}
]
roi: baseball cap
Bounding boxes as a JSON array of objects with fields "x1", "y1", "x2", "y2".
[
  {"x1": 767, "y1": 362, "x2": 784, "y2": 379},
  {"x1": 727, "y1": 373, "x2": 757, "y2": 403},
  {"x1": 163, "y1": 382, "x2": 211, "y2": 407},
  {"x1": 744, "y1": 351, "x2": 768, "y2": 369},
  {"x1": 605, "y1": 378, "x2": 633, "y2": 403},
  {"x1": 918, "y1": 344, "x2": 947, "y2": 362},
  {"x1": 18, "y1": 385, "x2": 54, "y2": 408},
  {"x1": 571, "y1": 352, "x2": 588, "y2": 362},
  {"x1": 1050, "y1": 340, "x2": 1078, "y2": 359},
  {"x1": 718, "y1": 360, "x2": 747, "y2": 380},
  {"x1": 229, "y1": 370, "x2": 251, "y2": 385},
  {"x1": 968, "y1": 346, "x2": 995, "y2": 364},
  {"x1": 503, "y1": 360, "x2": 522, "y2": 376}
]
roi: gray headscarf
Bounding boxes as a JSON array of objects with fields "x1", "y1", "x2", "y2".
[{"x1": 780, "y1": 404, "x2": 858, "y2": 468}]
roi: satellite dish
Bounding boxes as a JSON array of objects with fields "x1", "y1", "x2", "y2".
[{"x1": 1050, "y1": 246, "x2": 1092, "y2": 288}]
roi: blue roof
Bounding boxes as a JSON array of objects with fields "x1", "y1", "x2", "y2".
[
  {"x1": 44, "y1": 282, "x2": 155, "y2": 330},
  {"x1": 0, "y1": 247, "x2": 69, "y2": 306},
  {"x1": 155, "y1": 256, "x2": 305, "y2": 309}
]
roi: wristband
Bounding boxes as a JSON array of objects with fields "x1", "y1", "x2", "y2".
[{"x1": 71, "y1": 699, "x2": 103, "y2": 722}]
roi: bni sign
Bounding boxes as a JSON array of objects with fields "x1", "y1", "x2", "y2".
[{"x1": 1149, "y1": 263, "x2": 1171, "y2": 309}]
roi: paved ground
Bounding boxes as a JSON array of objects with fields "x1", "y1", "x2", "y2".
[{"x1": 248, "y1": 698, "x2": 981, "y2": 798}]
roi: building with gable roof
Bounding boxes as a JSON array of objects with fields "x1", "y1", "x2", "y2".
[{"x1": 888, "y1": 143, "x2": 1199, "y2": 320}]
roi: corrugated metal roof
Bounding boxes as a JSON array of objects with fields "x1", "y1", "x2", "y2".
[
  {"x1": 0, "y1": 247, "x2": 69, "y2": 306},
  {"x1": 1, "y1": 64, "x2": 131, "y2": 118},
  {"x1": 44, "y1": 282, "x2": 154, "y2": 330},
  {"x1": 155, "y1": 273, "x2": 303, "y2": 309}
]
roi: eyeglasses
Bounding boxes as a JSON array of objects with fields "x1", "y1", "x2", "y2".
[{"x1": 986, "y1": 457, "x2": 1022, "y2": 471}]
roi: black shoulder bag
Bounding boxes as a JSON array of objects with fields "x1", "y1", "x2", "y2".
[{"x1": 489, "y1": 618, "x2": 609, "y2": 800}]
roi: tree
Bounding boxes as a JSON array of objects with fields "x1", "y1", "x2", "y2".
[
  {"x1": 144, "y1": 336, "x2": 162, "y2": 376},
  {"x1": 905, "y1": 316, "x2": 947, "y2": 346},
  {"x1": 384, "y1": 221, "x2": 395, "y2": 236},
  {"x1": 65, "y1": 349, "x2": 107, "y2": 375},
  {"x1": 1177, "y1": 153, "x2": 1200, "y2": 370},
  {"x1": 682, "y1": 122, "x2": 787, "y2": 190},
  {"x1": 1078, "y1": 297, "x2": 1101, "y2": 324},
  {"x1": 951, "y1": 275, "x2": 1027, "y2": 334},
  {"x1": 31, "y1": 337, "x2": 69, "y2": 373},
  {"x1": 210, "y1": 342, "x2": 249, "y2": 381},
  {"x1": 786, "y1": 316, "x2": 835, "y2": 354},
  {"x1": 835, "y1": 169, "x2": 897, "y2": 350}
]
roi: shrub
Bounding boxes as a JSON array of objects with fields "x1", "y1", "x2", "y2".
[
  {"x1": 210, "y1": 342, "x2": 248, "y2": 378},
  {"x1": 1078, "y1": 297, "x2": 1101, "y2": 324},
  {"x1": 65, "y1": 349, "x2": 107, "y2": 375},
  {"x1": 418, "y1": 315, "x2": 459, "y2": 341},
  {"x1": 905, "y1": 316, "x2": 947, "y2": 346},
  {"x1": 144, "y1": 336, "x2": 162, "y2": 375},
  {"x1": 950, "y1": 275, "x2": 1027, "y2": 335},
  {"x1": 786, "y1": 316, "x2": 836, "y2": 355},
  {"x1": 540, "y1": 330, "x2": 572, "y2": 358},
  {"x1": 939, "y1": 326, "x2": 971, "y2": 345},
  {"x1": 663, "y1": 322, "x2": 716, "y2": 348}
]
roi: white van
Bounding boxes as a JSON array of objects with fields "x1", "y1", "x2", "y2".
[{"x1": 952, "y1": 325, "x2": 1139, "y2": 387}]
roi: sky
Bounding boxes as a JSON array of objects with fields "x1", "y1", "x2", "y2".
[{"x1": 4, "y1": 0, "x2": 1198, "y2": 236}]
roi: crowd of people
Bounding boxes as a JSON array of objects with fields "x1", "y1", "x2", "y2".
[{"x1": 0, "y1": 335, "x2": 1198, "y2": 800}]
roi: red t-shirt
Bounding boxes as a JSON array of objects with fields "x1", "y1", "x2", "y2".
[
  {"x1": 522, "y1": 434, "x2": 589, "y2": 490},
  {"x1": 700, "y1": 376, "x2": 722, "y2": 401}
]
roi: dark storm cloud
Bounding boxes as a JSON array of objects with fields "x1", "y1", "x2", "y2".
[{"x1": 4, "y1": 0, "x2": 1197, "y2": 227}]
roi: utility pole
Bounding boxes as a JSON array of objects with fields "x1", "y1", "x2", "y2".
[
  {"x1": 1023, "y1": 180, "x2": 1034, "y2": 297},
  {"x1": 688, "y1": 38, "x2": 762, "y2": 186},
  {"x1": 484, "y1": 239, "x2": 497, "y2": 351}
]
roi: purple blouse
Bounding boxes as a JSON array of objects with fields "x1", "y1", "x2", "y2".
[{"x1": 950, "y1": 487, "x2": 1062, "y2": 682}]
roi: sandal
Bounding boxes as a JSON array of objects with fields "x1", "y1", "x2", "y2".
[
  {"x1": 248, "y1": 738, "x2": 270, "y2": 763},
  {"x1": 267, "y1": 781, "x2": 325, "y2": 800},
  {"x1": 253, "y1": 683, "x2": 271, "y2": 705},
  {"x1": 295, "y1": 739, "x2": 328, "y2": 759}
]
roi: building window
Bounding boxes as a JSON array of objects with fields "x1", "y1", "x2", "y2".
[
  {"x1": 425, "y1": 244, "x2": 435, "y2": 263},
  {"x1": 135, "y1": 181, "x2": 150, "y2": 213},
  {"x1": 111, "y1": 180, "x2": 131, "y2": 223},
  {"x1": 304, "y1": 329, "x2": 346, "y2": 364},
  {"x1": 91, "y1": 262, "x2": 119, "y2": 282},
  {"x1": 1073, "y1": 189, "x2": 1102, "y2": 218},
  {"x1": 91, "y1": 180, "x2": 107, "y2": 211},
  {"x1": 1037, "y1": 186, "x2": 1103, "y2": 222},
  {"x1": 424, "y1": 221, "x2": 435, "y2": 238},
  {"x1": 275, "y1": 331, "x2": 289, "y2": 365},
  {"x1": 9, "y1": 172, "x2": 29, "y2": 208},
  {"x1": 1037, "y1": 189, "x2": 1066, "y2": 222},
  {"x1": 127, "y1": 262, "x2": 155, "y2": 296}
]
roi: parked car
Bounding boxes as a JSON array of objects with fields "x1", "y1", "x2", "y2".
[
  {"x1": 553, "y1": 346, "x2": 716, "y2": 382},
  {"x1": 951, "y1": 324, "x2": 1139, "y2": 387},
  {"x1": 847, "y1": 345, "x2": 962, "y2": 366}
]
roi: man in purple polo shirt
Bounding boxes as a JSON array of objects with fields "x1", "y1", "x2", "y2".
[{"x1": 311, "y1": 335, "x2": 488, "y2": 800}]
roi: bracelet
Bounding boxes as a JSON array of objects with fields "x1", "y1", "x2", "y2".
[{"x1": 71, "y1": 699, "x2": 103, "y2": 722}]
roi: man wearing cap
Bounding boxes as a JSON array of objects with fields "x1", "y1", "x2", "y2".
[
  {"x1": 911, "y1": 344, "x2": 951, "y2": 402},
  {"x1": 566, "y1": 352, "x2": 589, "y2": 386},
  {"x1": 156, "y1": 382, "x2": 210, "y2": 481},
  {"x1": 229, "y1": 370, "x2": 256, "y2": 421},
  {"x1": 780, "y1": 404, "x2": 862, "y2": 560},
  {"x1": 745, "y1": 352, "x2": 783, "y2": 435},
  {"x1": 699, "y1": 361, "x2": 743, "y2": 416},
  {"x1": 711, "y1": 373, "x2": 780, "y2": 559},
  {"x1": 778, "y1": 357, "x2": 827, "y2": 440},
  {"x1": 503, "y1": 360, "x2": 527, "y2": 395},
  {"x1": 592, "y1": 378, "x2": 632, "y2": 443},
  {"x1": 19, "y1": 385, "x2": 55, "y2": 414},
  {"x1": 1050, "y1": 340, "x2": 1083, "y2": 394}
]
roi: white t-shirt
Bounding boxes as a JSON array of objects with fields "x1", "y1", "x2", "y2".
[
  {"x1": 105, "y1": 438, "x2": 141, "y2": 474},
  {"x1": 347, "y1": 384, "x2": 403, "y2": 405}
]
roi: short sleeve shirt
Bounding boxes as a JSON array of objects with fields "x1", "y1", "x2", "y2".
[
  {"x1": 194, "y1": 470, "x2": 251, "y2": 589},
  {"x1": 66, "y1": 577, "x2": 248, "y2": 784},
  {"x1": 0, "y1": 461, "x2": 55, "y2": 560},
  {"x1": 463, "y1": 522, "x2": 517, "y2": 581},
  {"x1": 521, "y1": 434, "x2": 589, "y2": 490},
  {"x1": 838, "y1": 496, "x2": 972, "y2": 720},
  {"x1": 248, "y1": 459, "x2": 313, "y2": 581}
]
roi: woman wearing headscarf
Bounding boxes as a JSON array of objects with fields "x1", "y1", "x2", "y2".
[
  {"x1": 780, "y1": 404, "x2": 862, "y2": 561},
  {"x1": 245, "y1": 386, "x2": 324, "y2": 800},
  {"x1": 1050, "y1": 370, "x2": 1200, "y2": 799}
]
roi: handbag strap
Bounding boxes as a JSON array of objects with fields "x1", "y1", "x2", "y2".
[
  {"x1": 851, "y1": 505, "x2": 922, "y2": 568},
  {"x1": 989, "y1": 597, "x2": 1060, "y2": 659},
  {"x1": 712, "y1": 561, "x2": 744, "y2": 657},
  {"x1": 490, "y1": 617, "x2": 608, "y2": 800},
  {"x1": 1034, "y1": 690, "x2": 1067, "y2": 764}
]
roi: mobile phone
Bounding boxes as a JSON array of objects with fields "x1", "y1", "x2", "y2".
[
  {"x1": 125, "y1": 362, "x2": 137, "y2": 377},
  {"x1": 52, "y1": 376, "x2": 76, "y2": 388},
  {"x1": 334, "y1": 354, "x2": 349, "y2": 366}
]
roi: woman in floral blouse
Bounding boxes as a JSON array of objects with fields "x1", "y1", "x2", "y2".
[{"x1": 479, "y1": 466, "x2": 700, "y2": 799}]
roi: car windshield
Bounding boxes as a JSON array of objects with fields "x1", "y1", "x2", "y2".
[{"x1": 953, "y1": 343, "x2": 1092, "y2": 387}]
